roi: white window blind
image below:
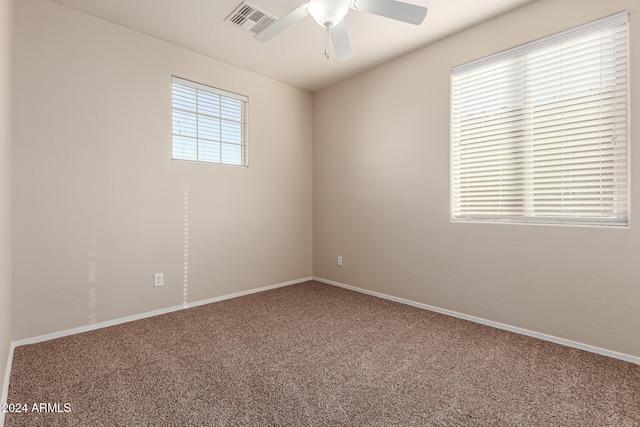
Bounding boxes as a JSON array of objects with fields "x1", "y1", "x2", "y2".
[
  {"x1": 451, "y1": 12, "x2": 628, "y2": 226},
  {"x1": 171, "y1": 76, "x2": 248, "y2": 166}
]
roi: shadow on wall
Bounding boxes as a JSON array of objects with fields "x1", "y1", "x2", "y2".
[
  {"x1": 84, "y1": 183, "x2": 191, "y2": 323},
  {"x1": 183, "y1": 184, "x2": 189, "y2": 306},
  {"x1": 88, "y1": 240, "x2": 97, "y2": 324}
]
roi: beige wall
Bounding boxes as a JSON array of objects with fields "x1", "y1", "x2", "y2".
[
  {"x1": 314, "y1": 0, "x2": 640, "y2": 358},
  {"x1": 12, "y1": 0, "x2": 313, "y2": 340},
  {"x1": 0, "y1": 0, "x2": 14, "y2": 400},
  {"x1": 10, "y1": 0, "x2": 639, "y2": 360}
]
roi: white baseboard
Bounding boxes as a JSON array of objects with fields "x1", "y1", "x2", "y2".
[
  {"x1": 1, "y1": 341, "x2": 16, "y2": 426},
  {"x1": 313, "y1": 276, "x2": 640, "y2": 365},
  {"x1": 13, "y1": 277, "x2": 312, "y2": 348}
]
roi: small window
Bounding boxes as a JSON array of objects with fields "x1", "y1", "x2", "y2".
[
  {"x1": 451, "y1": 12, "x2": 628, "y2": 226},
  {"x1": 171, "y1": 76, "x2": 248, "y2": 166}
]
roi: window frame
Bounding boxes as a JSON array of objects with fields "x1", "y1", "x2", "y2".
[
  {"x1": 450, "y1": 12, "x2": 629, "y2": 227},
  {"x1": 171, "y1": 76, "x2": 249, "y2": 167}
]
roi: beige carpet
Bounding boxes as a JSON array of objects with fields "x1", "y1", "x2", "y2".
[{"x1": 6, "y1": 281, "x2": 640, "y2": 426}]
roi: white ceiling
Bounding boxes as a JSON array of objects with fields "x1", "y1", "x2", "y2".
[{"x1": 50, "y1": 0, "x2": 536, "y2": 92}]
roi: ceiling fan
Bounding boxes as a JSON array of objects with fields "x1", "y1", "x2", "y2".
[{"x1": 255, "y1": 0, "x2": 428, "y2": 61}]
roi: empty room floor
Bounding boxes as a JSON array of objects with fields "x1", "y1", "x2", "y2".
[{"x1": 5, "y1": 281, "x2": 640, "y2": 426}]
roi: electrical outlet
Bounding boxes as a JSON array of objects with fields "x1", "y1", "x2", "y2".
[
  {"x1": 154, "y1": 273, "x2": 164, "y2": 287},
  {"x1": 337, "y1": 256, "x2": 343, "y2": 266}
]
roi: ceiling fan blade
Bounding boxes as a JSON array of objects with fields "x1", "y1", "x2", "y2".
[
  {"x1": 349, "y1": 0, "x2": 427, "y2": 25},
  {"x1": 255, "y1": 4, "x2": 309, "y2": 42},
  {"x1": 329, "y1": 20, "x2": 352, "y2": 61}
]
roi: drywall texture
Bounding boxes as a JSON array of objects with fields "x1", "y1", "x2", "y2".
[
  {"x1": 13, "y1": 0, "x2": 313, "y2": 340},
  {"x1": 314, "y1": 0, "x2": 640, "y2": 358},
  {"x1": 0, "y1": 0, "x2": 14, "y2": 402}
]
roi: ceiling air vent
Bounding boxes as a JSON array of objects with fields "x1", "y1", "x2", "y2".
[{"x1": 226, "y1": 2, "x2": 277, "y2": 34}]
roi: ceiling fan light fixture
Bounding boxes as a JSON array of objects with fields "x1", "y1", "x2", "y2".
[
  {"x1": 308, "y1": 0, "x2": 349, "y2": 28},
  {"x1": 254, "y1": 0, "x2": 427, "y2": 62}
]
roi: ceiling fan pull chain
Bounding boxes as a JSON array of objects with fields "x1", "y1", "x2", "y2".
[{"x1": 324, "y1": 27, "x2": 330, "y2": 60}]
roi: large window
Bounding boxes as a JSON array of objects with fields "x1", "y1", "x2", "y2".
[
  {"x1": 451, "y1": 12, "x2": 628, "y2": 226},
  {"x1": 171, "y1": 76, "x2": 248, "y2": 166}
]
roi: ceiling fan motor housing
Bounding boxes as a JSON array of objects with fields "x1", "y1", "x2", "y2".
[{"x1": 308, "y1": 0, "x2": 350, "y2": 28}]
